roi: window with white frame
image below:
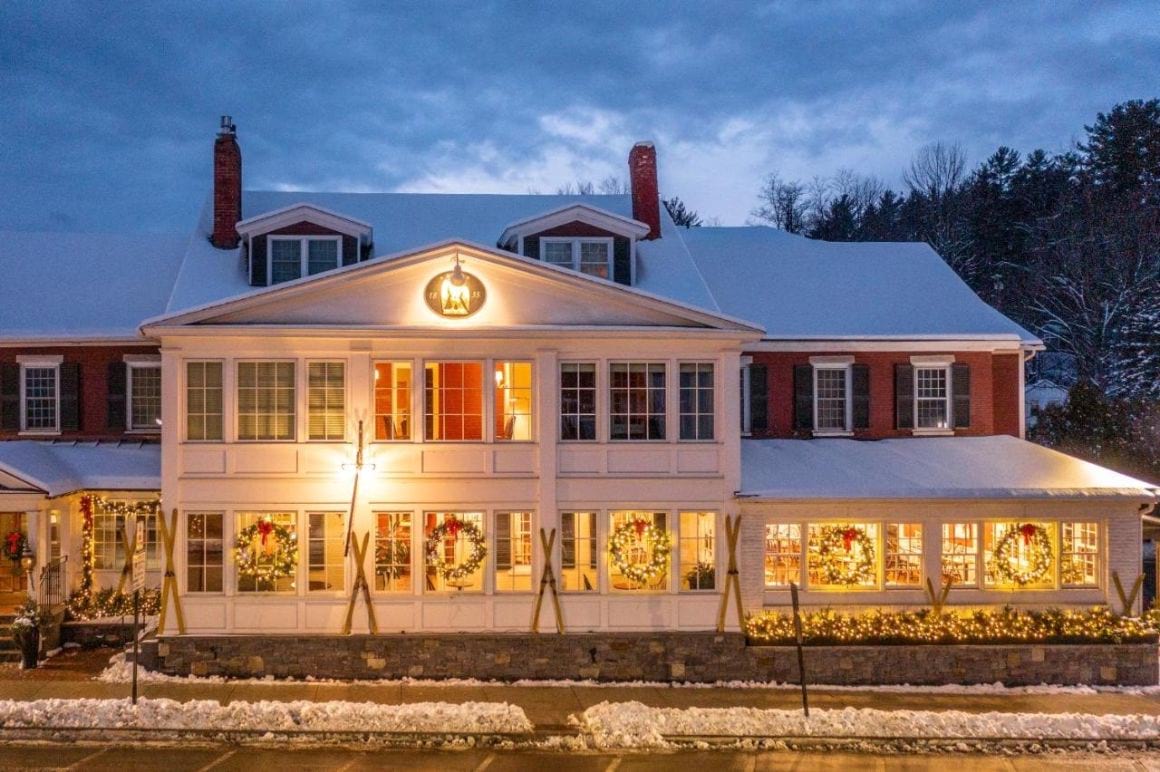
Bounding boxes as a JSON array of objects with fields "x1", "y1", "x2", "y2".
[
  {"x1": 374, "y1": 361, "x2": 412, "y2": 441},
  {"x1": 559, "y1": 511, "x2": 598, "y2": 592},
  {"x1": 424, "y1": 511, "x2": 484, "y2": 592},
  {"x1": 915, "y1": 366, "x2": 951, "y2": 429},
  {"x1": 679, "y1": 511, "x2": 716, "y2": 591},
  {"x1": 541, "y1": 237, "x2": 612, "y2": 279},
  {"x1": 493, "y1": 361, "x2": 533, "y2": 441},
  {"x1": 679, "y1": 363, "x2": 714, "y2": 440},
  {"x1": 424, "y1": 361, "x2": 484, "y2": 441},
  {"x1": 764, "y1": 523, "x2": 802, "y2": 588},
  {"x1": 1061, "y1": 521, "x2": 1099, "y2": 587},
  {"x1": 941, "y1": 522, "x2": 978, "y2": 586},
  {"x1": 237, "y1": 361, "x2": 296, "y2": 441},
  {"x1": 609, "y1": 511, "x2": 669, "y2": 591},
  {"x1": 269, "y1": 236, "x2": 341, "y2": 284},
  {"x1": 609, "y1": 362, "x2": 666, "y2": 440},
  {"x1": 807, "y1": 522, "x2": 879, "y2": 589},
  {"x1": 92, "y1": 507, "x2": 158, "y2": 571},
  {"x1": 185, "y1": 361, "x2": 223, "y2": 441},
  {"x1": 128, "y1": 363, "x2": 161, "y2": 431},
  {"x1": 306, "y1": 512, "x2": 345, "y2": 592},
  {"x1": 307, "y1": 361, "x2": 345, "y2": 441},
  {"x1": 739, "y1": 361, "x2": 752, "y2": 435},
  {"x1": 21, "y1": 363, "x2": 59, "y2": 432},
  {"x1": 374, "y1": 512, "x2": 412, "y2": 592},
  {"x1": 885, "y1": 523, "x2": 923, "y2": 587},
  {"x1": 236, "y1": 512, "x2": 296, "y2": 592},
  {"x1": 494, "y1": 511, "x2": 534, "y2": 591},
  {"x1": 560, "y1": 362, "x2": 597, "y2": 441},
  {"x1": 813, "y1": 366, "x2": 849, "y2": 432},
  {"x1": 186, "y1": 512, "x2": 224, "y2": 593}
]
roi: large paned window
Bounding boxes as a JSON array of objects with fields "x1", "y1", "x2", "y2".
[
  {"x1": 1061, "y1": 521, "x2": 1099, "y2": 587},
  {"x1": 236, "y1": 512, "x2": 296, "y2": 592},
  {"x1": 885, "y1": 523, "x2": 923, "y2": 587},
  {"x1": 807, "y1": 523, "x2": 879, "y2": 589},
  {"x1": 186, "y1": 512, "x2": 224, "y2": 593},
  {"x1": 609, "y1": 363, "x2": 666, "y2": 440},
  {"x1": 21, "y1": 365, "x2": 59, "y2": 432},
  {"x1": 424, "y1": 361, "x2": 483, "y2": 441},
  {"x1": 128, "y1": 364, "x2": 161, "y2": 430},
  {"x1": 541, "y1": 237, "x2": 612, "y2": 279},
  {"x1": 92, "y1": 507, "x2": 158, "y2": 571},
  {"x1": 764, "y1": 524, "x2": 802, "y2": 588},
  {"x1": 185, "y1": 361, "x2": 223, "y2": 441},
  {"x1": 560, "y1": 511, "x2": 597, "y2": 592},
  {"x1": 374, "y1": 512, "x2": 412, "y2": 592},
  {"x1": 237, "y1": 362, "x2": 296, "y2": 441},
  {"x1": 307, "y1": 361, "x2": 345, "y2": 441},
  {"x1": 941, "y1": 523, "x2": 978, "y2": 586},
  {"x1": 679, "y1": 511, "x2": 716, "y2": 591},
  {"x1": 424, "y1": 512, "x2": 484, "y2": 592},
  {"x1": 984, "y1": 522, "x2": 1055, "y2": 589},
  {"x1": 915, "y1": 367, "x2": 950, "y2": 429},
  {"x1": 494, "y1": 511, "x2": 534, "y2": 591},
  {"x1": 269, "y1": 236, "x2": 341, "y2": 284},
  {"x1": 609, "y1": 511, "x2": 669, "y2": 591},
  {"x1": 494, "y1": 361, "x2": 532, "y2": 441},
  {"x1": 307, "y1": 512, "x2": 345, "y2": 592},
  {"x1": 374, "y1": 362, "x2": 412, "y2": 440},
  {"x1": 560, "y1": 363, "x2": 597, "y2": 441},
  {"x1": 813, "y1": 366, "x2": 849, "y2": 432},
  {"x1": 678, "y1": 363, "x2": 714, "y2": 441}
]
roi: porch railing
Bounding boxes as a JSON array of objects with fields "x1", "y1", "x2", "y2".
[{"x1": 39, "y1": 556, "x2": 67, "y2": 609}]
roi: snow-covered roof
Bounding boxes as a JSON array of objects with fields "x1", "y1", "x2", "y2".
[
  {"x1": 677, "y1": 226, "x2": 1040, "y2": 343},
  {"x1": 0, "y1": 441, "x2": 160, "y2": 498},
  {"x1": 0, "y1": 231, "x2": 188, "y2": 341},
  {"x1": 740, "y1": 436, "x2": 1157, "y2": 500}
]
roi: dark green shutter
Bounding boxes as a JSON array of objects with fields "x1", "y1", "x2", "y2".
[
  {"x1": 613, "y1": 237, "x2": 631, "y2": 285},
  {"x1": 792, "y1": 364, "x2": 813, "y2": 431},
  {"x1": 59, "y1": 362, "x2": 81, "y2": 431},
  {"x1": 952, "y1": 363, "x2": 971, "y2": 428},
  {"x1": 249, "y1": 235, "x2": 268, "y2": 286},
  {"x1": 342, "y1": 235, "x2": 359, "y2": 266},
  {"x1": 852, "y1": 364, "x2": 870, "y2": 429},
  {"x1": 0, "y1": 364, "x2": 19, "y2": 431},
  {"x1": 748, "y1": 364, "x2": 768, "y2": 432},
  {"x1": 895, "y1": 364, "x2": 914, "y2": 429},
  {"x1": 495, "y1": 514, "x2": 511, "y2": 570},
  {"x1": 523, "y1": 236, "x2": 540, "y2": 260},
  {"x1": 107, "y1": 362, "x2": 127, "y2": 430}
]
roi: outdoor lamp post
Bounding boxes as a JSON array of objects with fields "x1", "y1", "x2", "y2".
[{"x1": 20, "y1": 543, "x2": 36, "y2": 591}]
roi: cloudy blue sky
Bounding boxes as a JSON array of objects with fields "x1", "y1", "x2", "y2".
[{"x1": 1, "y1": 1, "x2": 1156, "y2": 232}]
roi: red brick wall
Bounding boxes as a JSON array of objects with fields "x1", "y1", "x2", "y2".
[
  {"x1": 747, "y1": 350, "x2": 1020, "y2": 439},
  {"x1": 531, "y1": 221, "x2": 620, "y2": 239},
  {"x1": 0, "y1": 345, "x2": 160, "y2": 439}
]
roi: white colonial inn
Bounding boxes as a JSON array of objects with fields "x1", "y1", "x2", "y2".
[{"x1": 0, "y1": 118, "x2": 1154, "y2": 638}]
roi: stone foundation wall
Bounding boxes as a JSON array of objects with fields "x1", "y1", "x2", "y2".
[{"x1": 146, "y1": 633, "x2": 1160, "y2": 686}]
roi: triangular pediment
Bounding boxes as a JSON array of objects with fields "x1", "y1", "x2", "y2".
[{"x1": 143, "y1": 241, "x2": 761, "y2": 334}]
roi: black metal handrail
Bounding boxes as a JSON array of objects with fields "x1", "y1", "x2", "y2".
[{"x1": 39, "y1": 555, "x2": 68, "y2": 608}]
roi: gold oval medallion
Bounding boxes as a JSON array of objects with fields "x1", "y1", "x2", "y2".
[{"x1": 424, "y1": 268, "x2": 486, "y2": 318}]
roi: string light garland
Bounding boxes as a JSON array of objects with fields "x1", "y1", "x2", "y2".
[
  {"x1": 989, "y1": 523, "x2": 1053, "y2": 586},
  {"x1": 746, "y1": 606, "x2": 1160, "y2": 646},
  {"x1": 66, "y1": 495, "x2": 161, "y2": 621},
  {"x1": 808, "y1": 524, "x2": 876, "y2": 586},
  {"x1": 235, "y1": 516, "x2": 298, "y2": 583},
  {"x1": 66, "y1": 587, "x2": 161, "y2": 621},
  {"x1": 608, "y1": 519, "x2": 672, "y2": 587},
  {"x1": 425, "y1": 518, "x2": 486, "y2": 582}
]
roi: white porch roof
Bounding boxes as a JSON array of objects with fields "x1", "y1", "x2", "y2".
[
  {"x1": 0, "y1": 441, "x2": 160, "y2": 498},
  {"x1": 740, "y1": 436, "x2": 1158, "y2": 501}
]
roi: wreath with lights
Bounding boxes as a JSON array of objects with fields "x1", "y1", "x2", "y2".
[
  {"x1": 809, "y1": 525, "x2": 876, "y2": 586},
  {"x1": 235, "y1": 517, "x2": 298, "y2": 582},
  {"x1": 608, "y1": 519, "x2": 672, "y2": 587},
  {"x1": 989, "y1": 523, "x2": 1053, "y2": 586},
  {"x1": 4, "y1": 531, "x2": 27, "y2": 564},
  {"x1": 425, "y1": 518, "x2": 487, "y2": 582}
]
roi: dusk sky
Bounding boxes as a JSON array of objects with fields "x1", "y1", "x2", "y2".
[{"x1": 2, "y1": 1, "x2": 1156, "y2": 233}]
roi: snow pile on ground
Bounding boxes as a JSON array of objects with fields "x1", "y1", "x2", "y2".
[
  {"x1": 0, "y1": 697, "x2": 533, "y2": 736},
  {"x1": 576, "y1": 701, "x2": 1160, "y2": 749}
]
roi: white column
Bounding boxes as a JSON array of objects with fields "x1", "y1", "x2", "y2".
[{"x1": 535, "y1": 348, "x2": 559, "y2": 627}]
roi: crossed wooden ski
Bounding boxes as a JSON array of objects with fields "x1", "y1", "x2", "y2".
[
  {"x1": 716, "y1": 514, "x2": 745, "y2": 633},
  {"x1": 157, "y1": 508, "x2": 186, "y2": 635},
  {"x1": 343, "y1": 530, "x2": 378, "y2": 635},
  {"x1": 531, "y1": 527, "x2": 564, "y2": 633}
]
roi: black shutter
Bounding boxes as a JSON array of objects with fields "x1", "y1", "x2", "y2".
[
  {"x1": 895, "y1": 364, "x2": 914, "y2": 429},
  {"x1": 523, "y1": 236, "x2": 539, "y2": 260},
  {"x1": 107, "y1": 361, "x2": 127, "y2": 430},
  {"x1": 561, "y1": 514, "x2": 575, "y2": 568},
  {"x1": 952, "y1": 363, "x2": 971, "y2": 428},
  {"x1": 342, "y1": 235, "x2": 359, "y2": 266},
  {"x1": 852, "y1": 364, "x2": 870, "y2": 429},
  {"x1": 613, "y1": 237, "x2": 632, "y2": 285},
  {"x1": 495, "y1": 514, "x2": 511, "y2": 570},
  {"x1": 792, "y1": 364, "x2": 813, "y2": 431},
  {"x1": 59, "y1": 362, "x2": 81, "y2": 431},
  {"x1": 749, "y1": 364, "x2": 768, "y2": 433},
  {"x1": 250, "y1": 234, "x2": 268, "y2": 286},
  {"x1": 0, "y1": 364, "x2": 19, "y2": 431}
]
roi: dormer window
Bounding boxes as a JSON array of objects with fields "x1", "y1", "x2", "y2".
[
  {"x1": 541, "y1": 237, "x2": 612, "y2": 280},
  {"x1": 269, "y1": 236, "x2": 342, "y2": 284}
]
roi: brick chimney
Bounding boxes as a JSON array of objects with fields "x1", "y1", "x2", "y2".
[
  {"x1": 629, "y1": 141, "x2": 661, "y2": 240},
  {"x1": 211, "y1": 115, "x2": 242, "y2": 249}
]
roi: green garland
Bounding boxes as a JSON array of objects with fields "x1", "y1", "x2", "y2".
[
  {"x1": 235, "y1": 517, "x2": 298, "y2": 583},
  {"x1": 425, "y1": 518, "x2": 486, "y2": 582},
  {"x1": 990, "y1": 523, "x2": 1053, "y2": 586},
  {"x1": 608, "y1": 519, "x2": 672, "y2": 587},
  {"x1": 808, "y1": 524, "x2": 876, "y2": 586}
]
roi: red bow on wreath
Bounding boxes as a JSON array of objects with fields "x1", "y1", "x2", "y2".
[
  {"x1": 446, "y1": 518, "x2": 462, "y2": 537},
  {"x1": 841, "y1": 527, "x2": 858, "y2": 552},
  {"x1": 5, "y1": 531, "x2": 21, "y2": 558},
  {"x1": 634, "y1": 519, "x2": 648, "y2": 538},
  {"x1": 1019, "y1": 523, "x2": 1037, "y2": 546},
  {"x1": 257, "y1": 519, "x2": 274, "y2": 546}
]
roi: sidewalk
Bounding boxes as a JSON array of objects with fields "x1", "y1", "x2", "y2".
[{"x1": 3, "y1": 647, "x2": 1160, "y2": 731}]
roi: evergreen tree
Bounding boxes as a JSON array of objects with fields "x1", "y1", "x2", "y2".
[
  {"x1": 1081, "y1": 99, "x2": 1160, "y2": 197},
  {"x1": 663, "y1": 197, "x2": 702, "y2": 228}
]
